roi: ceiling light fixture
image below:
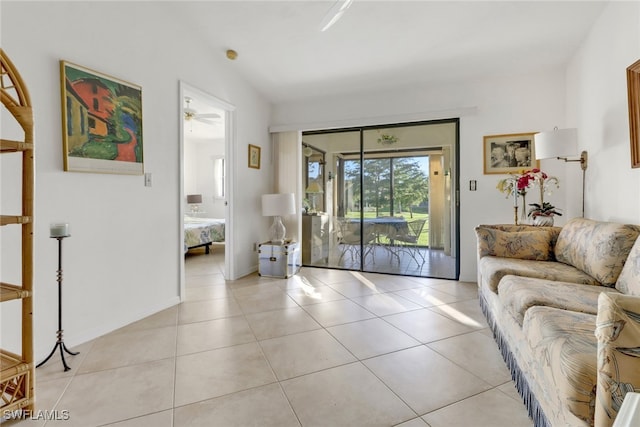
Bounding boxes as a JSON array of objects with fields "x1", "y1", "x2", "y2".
[
  {"x1": 320, "y1": 0, "x2": 354, "y2": 32},
  {"x1": 303, "y1": 145, "x2": 313, "y2": 157},
  {"x1": 226, "y1": 49, "x2": 238, "y2": 60}
]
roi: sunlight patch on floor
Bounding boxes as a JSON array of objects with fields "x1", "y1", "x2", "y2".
[
  {"x1": 349, "y1": 271, "x2": 381, "y2": 292},
  {"x1": 436, "y1": 304, "x2": 483, "y2": 328}
]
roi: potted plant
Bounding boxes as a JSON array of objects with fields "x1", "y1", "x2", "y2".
[
  {"x1": 496, "y1": 168, "x2": 560, "y2": 225},
  {"x1": 527, "y1": 201, "x2": 562, "y2": 226},
  {"x1": 496, "y1": 170, "x2": 533, "y2": 223}
]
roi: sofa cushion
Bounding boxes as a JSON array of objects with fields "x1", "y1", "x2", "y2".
[
  {"x1": 479, "y1": 256, "x2": 601, "y2": 293},
  {"x1": 475, "y1": 228, "x2": 553, "y2": 261},
  {"x1": 498, "y1": 275, "x2": 618, "y2": 325},
  {"x1": 615, "y1": 236, "x2": 640, "y2": 295},
  {"x1": 523, "y1": 306, "x2": 598, "y2": 425},
  {"x1": 555, "y1": 218, "x2": 640, "y2": 287}
]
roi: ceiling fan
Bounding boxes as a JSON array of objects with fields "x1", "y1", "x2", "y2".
[{"x1": 183, "y1": 97, "x2": 221, "y2": 125}]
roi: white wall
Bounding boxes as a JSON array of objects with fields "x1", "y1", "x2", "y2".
[
  {"x1": 273, "y1": 0, "x2": 640, "y2": 283},
  {"x1": 566, "y1": 1, "x2": 640, "y2": 223},
  {"x1": 184, "y1": 138, "x2": 226, "y2": 219},
  {"x1": 1, "y1": 2, "x2": 272, "y2": 358},
  {"x1": 273, "y1": 70, "x2": 568, "y2": 282}
]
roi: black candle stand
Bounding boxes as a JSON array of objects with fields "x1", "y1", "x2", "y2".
[{"x1": 36, "y1": 235, "x2": 79, "y2": 371}]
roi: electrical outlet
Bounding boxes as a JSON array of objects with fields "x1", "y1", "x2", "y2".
[{"x1": 253, "y1": 242, "x2": 258, "y2": 252}]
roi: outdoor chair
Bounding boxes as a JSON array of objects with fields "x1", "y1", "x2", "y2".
[
  {"x1": 392, "y1": 218, "x2": 426, "y2": 267},
  {"x1": 334, "y1": 217, "x2": 376, "y2": 266}
]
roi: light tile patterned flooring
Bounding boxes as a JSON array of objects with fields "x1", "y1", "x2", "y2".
[
  {"x1": 314, "y1": 246, "x2": 457, "y2": 279},
  {"x1": 7, "y1": 250, "x2": 534, "y2": 427}
]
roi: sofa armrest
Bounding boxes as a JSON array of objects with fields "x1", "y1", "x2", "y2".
[{"x1": 595, "y1": 292, "x2": 640, "y2": 427}]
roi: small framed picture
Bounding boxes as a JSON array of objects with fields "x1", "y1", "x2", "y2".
[
  {"x1": 627, "y1": 59, "x2": 640, "y2": 168},
  {"x1": 248, "y1": 144, "x2": 261, "y2": 169},
  {"x1": 483, "y1": 132, "x2": 539, "y2": 174}
]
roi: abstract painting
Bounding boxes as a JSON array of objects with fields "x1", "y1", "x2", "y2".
[{"x1": 60, "y1": 61, "x2": 143, "y2": 174}]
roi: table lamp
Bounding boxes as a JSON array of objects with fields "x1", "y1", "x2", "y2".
[
  {"x1": 305, "y1": 182, "x2": 324, "y2": 213},
  {"x1": 262, "y1": 193, "x2": 296, "y2": 244},
  {"x1": 187, "y1": 194, "x2": 203, "y2": 214}
]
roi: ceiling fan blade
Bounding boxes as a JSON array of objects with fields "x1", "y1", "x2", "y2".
[
  {"x1": 197, "y1": 113, "x2": 222, "y2": 119},
  {"x1": 195, "y1": 117, "x2": 217, "y2": 125},
  {"x1": 320, "y1": 0, "x2": 354, "y2": 32}
]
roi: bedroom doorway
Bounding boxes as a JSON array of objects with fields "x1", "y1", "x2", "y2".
[{"x1": 179, "y1": 82, "x2": 234, "y2": 299}]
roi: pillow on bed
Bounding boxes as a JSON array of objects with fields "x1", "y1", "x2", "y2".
[{"x1": 477, "y1": 228, "x2": 553, "y2": 261}]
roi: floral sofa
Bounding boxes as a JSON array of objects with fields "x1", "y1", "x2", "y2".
[{"x1": 475, "y1": 218, "x2": 640, "y2": 427}]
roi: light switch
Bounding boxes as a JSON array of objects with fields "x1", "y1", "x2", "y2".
[
  {"x1": 470, "y1": 180, "x2": 477, "y2": 191},
  {"x1": 144, "y1": 173, "x2": 152, "y2": 187}
]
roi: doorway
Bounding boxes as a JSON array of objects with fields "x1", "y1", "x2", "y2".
[
  {"x1": 179, "y1": 82, "x2": 234, "y2": 299},
  {"x1": 300, "y1": 119, "x2": 459, "y2": 280}
]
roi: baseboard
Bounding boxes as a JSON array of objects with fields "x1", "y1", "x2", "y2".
[{"x1": 44, "y1": 296, "x2": 181, "y2": 359}]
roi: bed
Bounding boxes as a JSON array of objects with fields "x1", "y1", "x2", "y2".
[{"x1": 184, "y1": 216, "x2": 225, "y2": 254}]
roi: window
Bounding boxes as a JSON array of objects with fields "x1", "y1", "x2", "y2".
[{"x1": 212, "y1": 156, "x2": 225, "y2": 199}]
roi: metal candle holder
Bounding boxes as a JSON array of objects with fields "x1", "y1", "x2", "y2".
[{"x1": 37, "y1": 227, "x2": 79, "y2": 371}]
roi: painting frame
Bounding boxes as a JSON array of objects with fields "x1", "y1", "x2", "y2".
[
  {"x1": 483, "y1": 132, "x2": 539, "y2": 174},
  {"x1": 248, "y1": 144, "x2": 261, "y2": 169},
  {"x1": 60, "y1": 60, "x2": 144, "y2": 175},
  {"x1": 627, "y1": 59, "x2": 640, "y2": 168}
]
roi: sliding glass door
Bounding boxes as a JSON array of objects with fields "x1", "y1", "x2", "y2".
[{"x1": 301, "y1": 120, "x2": 459, "y2": 279}]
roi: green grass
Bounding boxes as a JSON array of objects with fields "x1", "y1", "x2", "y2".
[{"x1": 344, "y1": 211, "x2": 430, "y2": 246}]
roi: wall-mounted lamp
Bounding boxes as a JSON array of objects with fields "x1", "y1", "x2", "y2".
[{"x1": 534, "y1": 127, "x2": 587, "y2": 217}]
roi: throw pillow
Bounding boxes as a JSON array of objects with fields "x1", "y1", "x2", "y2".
[{"x1": 476, "y1": 228, "x2": 552, "y2": 261}]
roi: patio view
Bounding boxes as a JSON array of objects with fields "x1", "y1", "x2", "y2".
[
  {"x1": 301, "y1": 121, "x2": 458, "y2": 279},
  {"x1": 342, "y1": 157, "x2": 430, "y2": 244}
]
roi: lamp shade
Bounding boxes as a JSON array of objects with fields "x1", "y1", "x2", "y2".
[
  {"x1": 186, "y1": 194, "x2": 202, "y2": 204},
  {"x1": 262, "y1": 193, "x2": 296, "y2": 217},
  {"x1": 534, "y1": 128, "x2": 578, "y2": 159},
  {"x1": 305, "y1": 182, "x2": 324, "y2": 194}
]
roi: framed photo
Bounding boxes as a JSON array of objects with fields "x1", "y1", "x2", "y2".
[
  {"x1": 60, "y1": 61, "x2": 143, "y2": 175},
  {"x1": 248, "y1": 144, "x2": 261, "y2": 169},
  {"x1": 483, "y1": 132, "x2": 539, "y2": 174},
  {"x1": 627, "y1": 59, "x2": 640, "y2": 168}
]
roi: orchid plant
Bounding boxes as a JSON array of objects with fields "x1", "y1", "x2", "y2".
[
  {"x1": 525, "y1": 168, "x2": 561, "y2": 217},
  {"x1": 497, "y1": 168, "x2": 561, "y2": 219}
]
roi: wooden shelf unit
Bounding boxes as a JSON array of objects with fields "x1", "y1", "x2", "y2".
[{"x1": 1, "y1": 48, "x2": 35, "y2": 413}]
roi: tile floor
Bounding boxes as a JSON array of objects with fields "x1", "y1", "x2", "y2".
[
  {"x1": 6, "y1": 250, "x2": 534, "y2": 427},
  {"x1": 310, "y1": 246, "x2": 458, "y2": 279}
]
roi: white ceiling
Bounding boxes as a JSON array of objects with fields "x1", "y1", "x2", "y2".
[{"x1": 167, "y1": 0, "x2": 607, "y2": 105}]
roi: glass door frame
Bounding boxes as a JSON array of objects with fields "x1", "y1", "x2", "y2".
[{"x1": 302, "y1": 118, "x2": 460, "y2": 280}]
